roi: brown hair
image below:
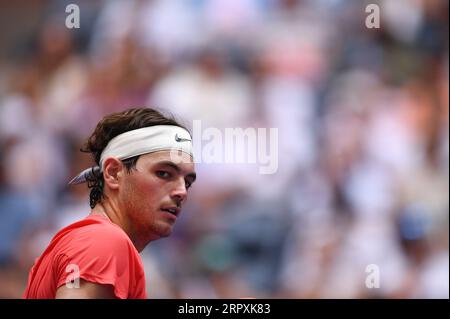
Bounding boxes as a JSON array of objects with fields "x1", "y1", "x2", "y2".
[{"x1": 81, "y1": 107, "x2": 188, "y2": 208}]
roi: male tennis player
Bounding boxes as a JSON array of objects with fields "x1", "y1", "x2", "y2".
[{"x1": 23, "y1": 107, "x2": 196, "y2": 298}]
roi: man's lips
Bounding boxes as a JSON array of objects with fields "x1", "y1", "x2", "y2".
[{"x1": 161, "y1": 206, "x2": 180, "y2": 217}]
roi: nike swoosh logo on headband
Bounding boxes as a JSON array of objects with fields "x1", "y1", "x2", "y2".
[{"x1": 175, "y1": 134, "x2": 192, "y2": 142}]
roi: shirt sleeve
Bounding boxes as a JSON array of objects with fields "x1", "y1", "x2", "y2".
[{"x1": 54, "y1": 225, "x2": 139, "y2": 299}]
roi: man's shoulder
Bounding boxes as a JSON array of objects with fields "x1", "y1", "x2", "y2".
[{"x1": 54, "y1": 215, "x2": 134, "y2": 253}]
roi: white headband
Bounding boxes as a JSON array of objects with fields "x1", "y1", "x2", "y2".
[{"x1": 69, "y1": 125, "x2": 193, "y2": 185}]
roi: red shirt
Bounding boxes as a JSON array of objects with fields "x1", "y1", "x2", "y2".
[{"x1": 23, "y1": 214, "x2": 147, "y2": 299}]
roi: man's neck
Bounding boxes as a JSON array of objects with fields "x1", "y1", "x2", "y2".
[{"x1": 90, "y1": 201, "x2": 146, "y2": 252}]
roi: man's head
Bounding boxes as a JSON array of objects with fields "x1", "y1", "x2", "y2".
[{"x1": 80, "y1": 107, "x2": 196, "y2": 248}]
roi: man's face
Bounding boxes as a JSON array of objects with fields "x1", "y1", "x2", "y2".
[{"x1": 118, "y1": 150, "x2": 196, "y2": 245}]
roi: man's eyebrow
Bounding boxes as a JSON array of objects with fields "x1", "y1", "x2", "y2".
[{"x1": 157, "y1": 161, "x2": 196, "y2": 181}]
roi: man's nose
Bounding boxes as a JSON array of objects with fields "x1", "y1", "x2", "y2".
[{"x1": 171, "y1": 178, "x2": 187, "y2": 205}]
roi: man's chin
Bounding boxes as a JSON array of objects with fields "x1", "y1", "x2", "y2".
[
  {"x1": 158, "y1": 230, "x2": 172, "y2": 238},
  {"x1": 141, "y1": 229, "x2": 171, "y2": 246},
  {"x1": 153, "y1": 223, "x2": 174, "y2": 239}
]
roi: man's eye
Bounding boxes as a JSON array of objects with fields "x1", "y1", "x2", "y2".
[
  {"x1": 185, "y1": 181, "x2": 192, "y2": 189},
  {"x1": 156, "y1": 171, "x2": 171, "y2": 178}
]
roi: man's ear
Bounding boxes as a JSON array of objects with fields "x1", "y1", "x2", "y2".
[{"x1": 102, "y1": 158, "x2": 124, "y2": 190}]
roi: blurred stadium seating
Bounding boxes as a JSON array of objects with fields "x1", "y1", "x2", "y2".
[{"x1": 0, "y1": 0, "x2": 448, "y2": 298}]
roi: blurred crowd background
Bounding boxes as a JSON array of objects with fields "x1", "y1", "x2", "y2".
[{"x1": 0, "y1": 0, "x2": 448, "y2": 298}]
